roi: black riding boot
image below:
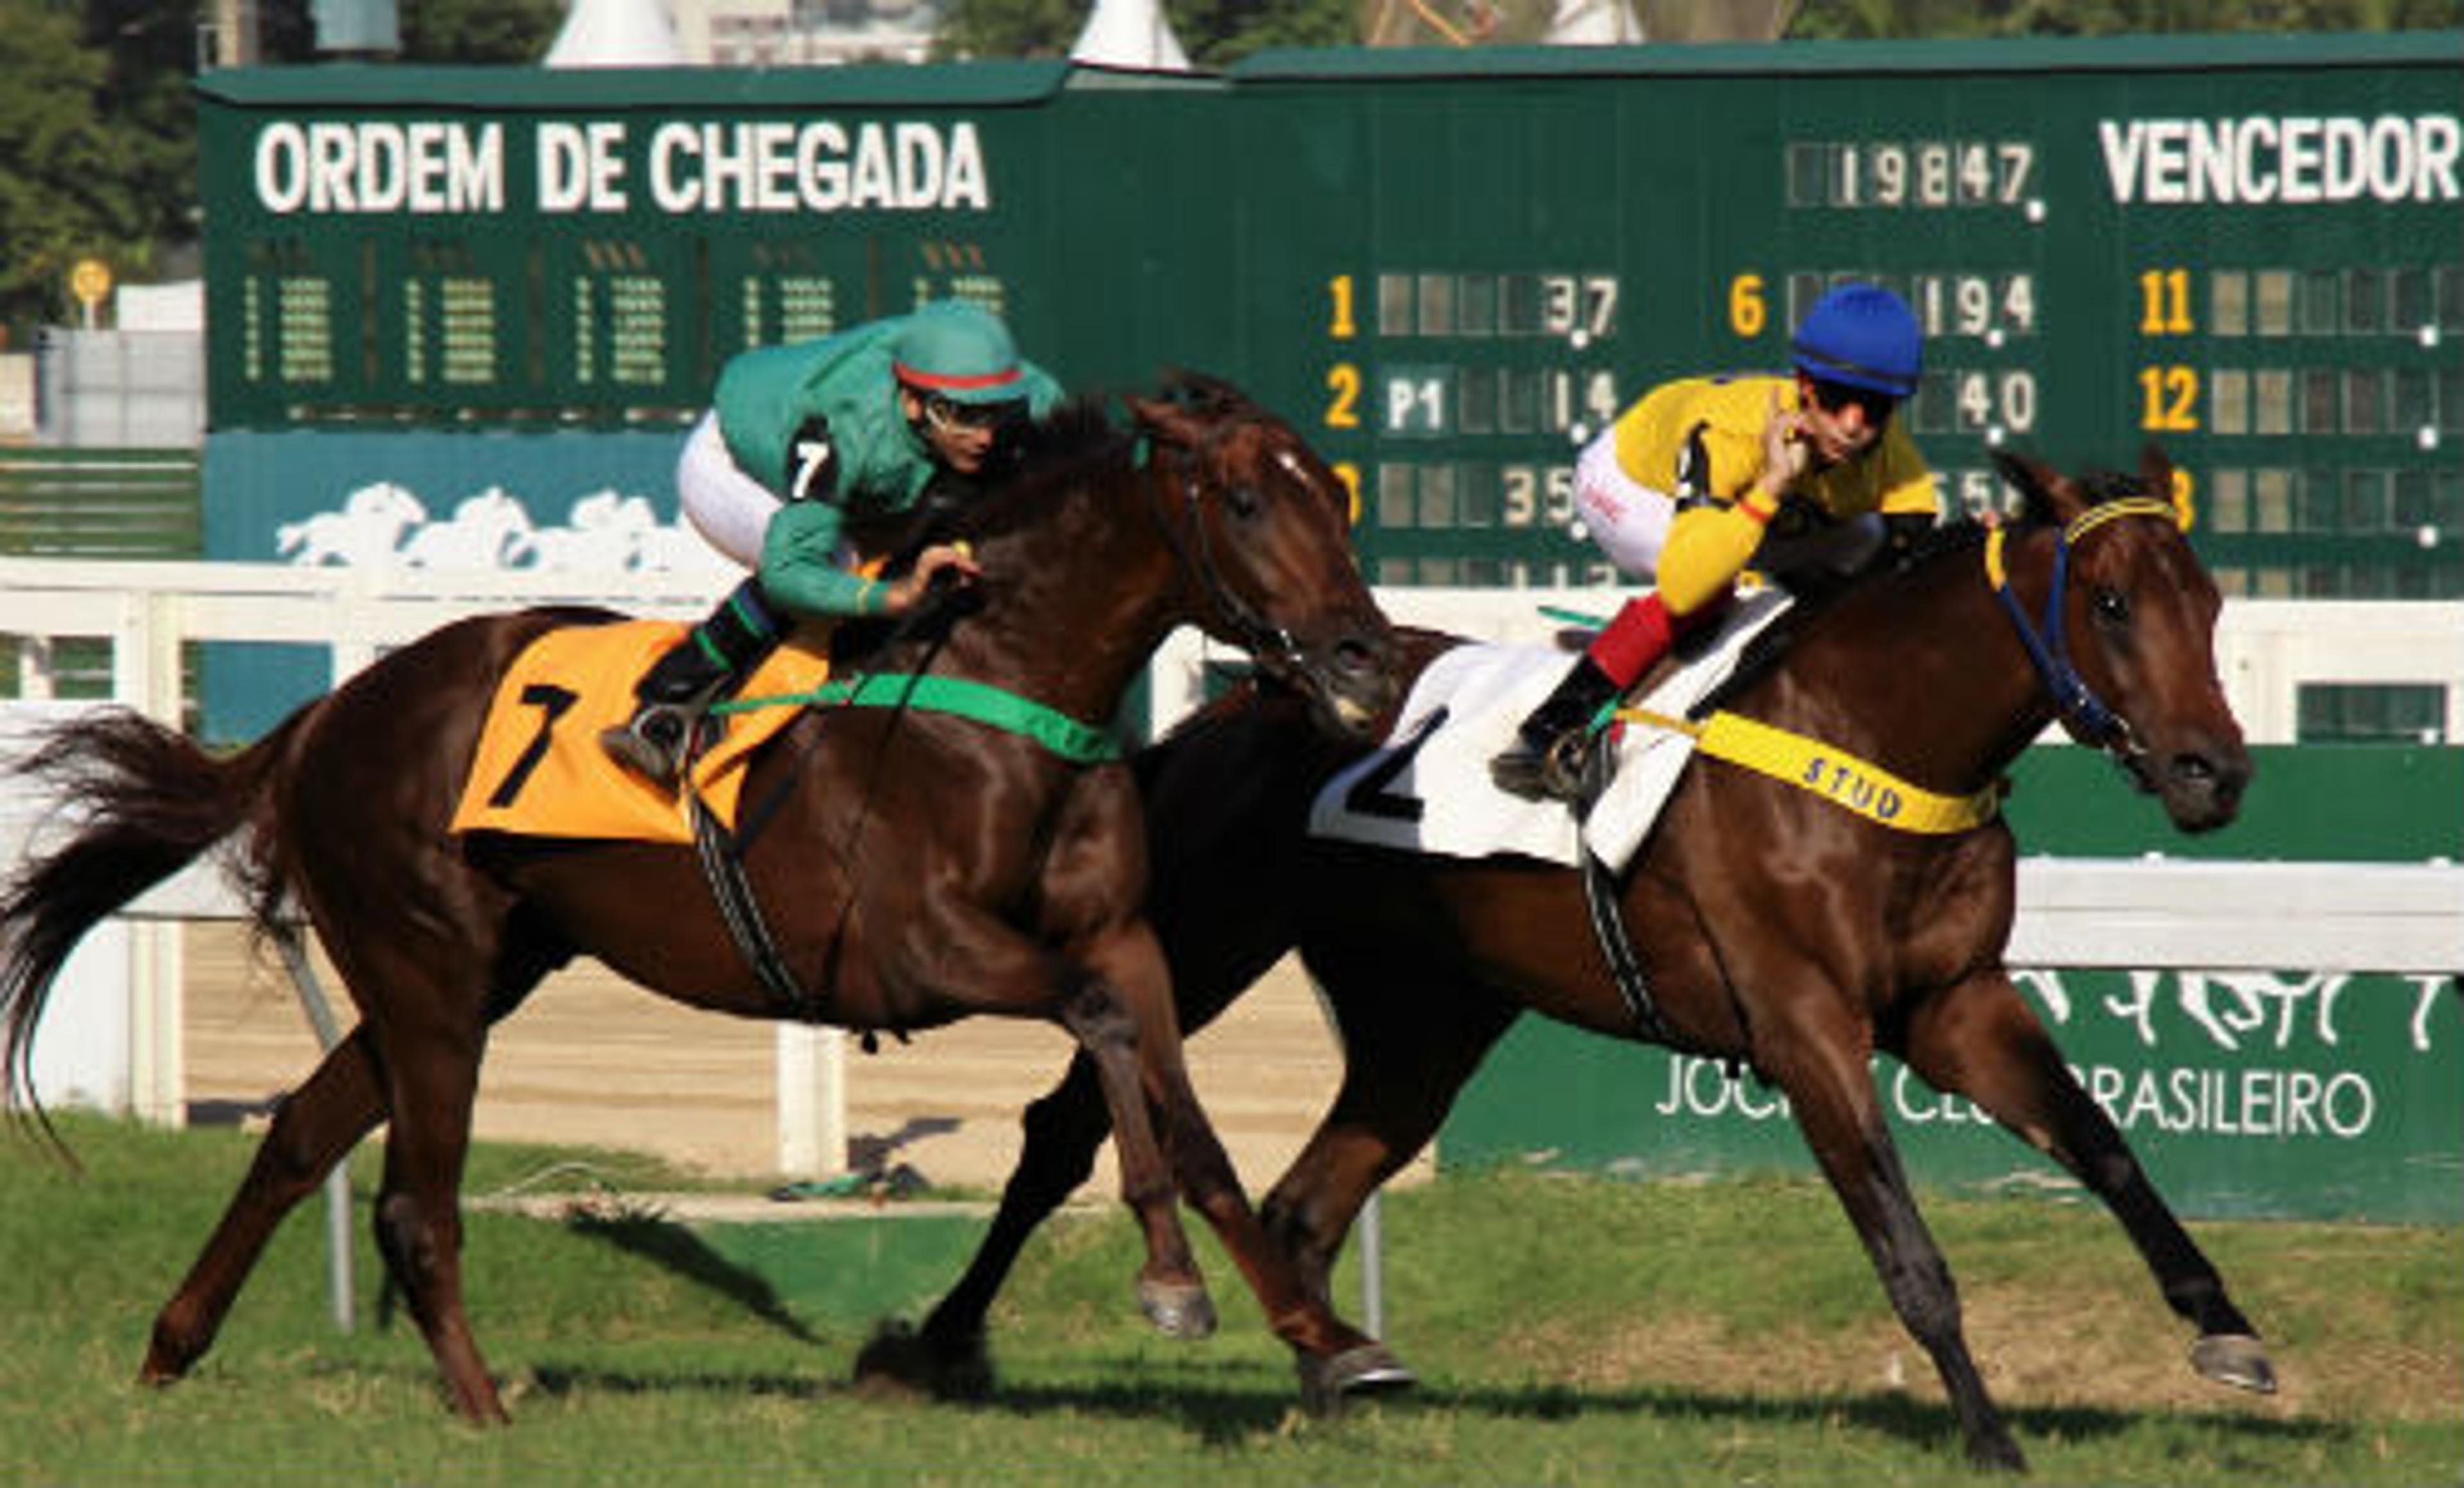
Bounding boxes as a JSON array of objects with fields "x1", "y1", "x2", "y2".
[
  {"x1": 1488, "y1": 654, "x2": 1624, "y2": 803},
  {"x1": 600, "y1": 579, "x2": 782, "y2": 783}
]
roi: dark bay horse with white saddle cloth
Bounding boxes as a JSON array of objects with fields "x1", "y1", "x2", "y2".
[
  {"x1": 0, "y1": 377, "x2": 1408, "y2": 1422},
  {"x1": 874, "y1": 447, "x2": 2270, "y2": 1471}
]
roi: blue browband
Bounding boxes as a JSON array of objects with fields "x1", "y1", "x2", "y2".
[{"x1": 1983, "y1": 497, "x2": 2180, "y2": 755}]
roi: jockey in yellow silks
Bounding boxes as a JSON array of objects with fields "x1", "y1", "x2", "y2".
[{"x1": 1491, "y1": 282, "x2": 1942, "y2": 802}]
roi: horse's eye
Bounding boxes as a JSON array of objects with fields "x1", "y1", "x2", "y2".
[
  {"x1": 1227, "y1": 486, "x2": 1263, "y2": 520},
  {"x1": 2092, "y1": 586, "x2": 2129, "y2": 624}
]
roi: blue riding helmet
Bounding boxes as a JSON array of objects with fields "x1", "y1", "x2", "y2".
[
  {"x1": 892, "y1": 301, "x2": 1028, "y2": 407},
  {"x1": 1791, "y1": 284, "x2": 1924, "y2": 399}
]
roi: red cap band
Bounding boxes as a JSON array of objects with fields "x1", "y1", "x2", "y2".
[{"x1": 894, "y1": 361, "x2": 1024, "y2": 394}]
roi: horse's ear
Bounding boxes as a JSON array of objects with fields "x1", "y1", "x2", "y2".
[
  {"x1": 1159, "y1": 368, "x2": 1251, "y2": 416},
  {"x1": 1990, "y1": 447, "x2": 2079, "y2": 525},
  {"x1": 1126, "y1": 392, "x2": 1202, "y2": 449},
  {"x1": 2137, "y1": 441, "x2": 2177, "y2": 500}
]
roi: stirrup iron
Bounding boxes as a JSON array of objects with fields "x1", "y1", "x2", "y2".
[{"x1": 600, "y1": 702, "x2": 698, "y2": 784}]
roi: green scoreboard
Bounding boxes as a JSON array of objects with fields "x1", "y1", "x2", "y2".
[{"x1": 198, "y1": 32, "x2": 2463, "y2": 617}]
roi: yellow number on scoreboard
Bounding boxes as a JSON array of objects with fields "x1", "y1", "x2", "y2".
[
  {"x1": 1325, "y1": 363, "x2": 1362, "y2": 429},
  {"x1": 2137, "y1": 365, "x2": 2200, "y2": 432},
  {"x1": 1729, "y1": 273, "x2": 1767, "y2": 339},
  {"x1": 1328, "y1": 274, "x2": 1357, "y2": 340},
  {"x1": 2137, "y1": 268, "x2": 2193, "y2": 336}
]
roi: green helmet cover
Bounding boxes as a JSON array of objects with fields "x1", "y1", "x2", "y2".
[{"x1": 891, "y1": 301, "x2": 1027, "y2": 406}]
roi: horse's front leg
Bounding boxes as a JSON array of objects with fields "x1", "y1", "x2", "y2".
[
  {"x1": 1048, "y1": 932, "x2": 1216, "y2": 1339},
  {"x1": 1898, "y1": 968, "x2": 2274, "y2": 1394},
  {"x1": 1756, "y1": 984, "x2": 2028, "y2": 1471},
  {"x1": 1070, "y1": 919, "x2": 1395, "y2": 1406},
  {"x1": 898, "y1": 901, "x2": 1212, "y2": 1340}
]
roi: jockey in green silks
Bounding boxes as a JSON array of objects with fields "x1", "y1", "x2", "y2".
[{"x1": 602, "y1": 300, "x2": 1065, "y2": 782}]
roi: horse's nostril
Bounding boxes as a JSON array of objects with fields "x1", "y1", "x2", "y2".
[
  {"x1": 1334, "y1": 637, "x2": 1377, "y2": 676},
  {"x1": 2175, "y1": 754, "x2": 2216, "y2": 784}
]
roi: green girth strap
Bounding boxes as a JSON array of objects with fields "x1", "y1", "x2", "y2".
[{"x1": 715, "y1": 673, "x2": 1123, "y2": 765}]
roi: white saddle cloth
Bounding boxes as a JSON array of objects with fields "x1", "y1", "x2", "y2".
[{"x1": 1307, "y1": 590, "x2": 1793, "y2": 871}]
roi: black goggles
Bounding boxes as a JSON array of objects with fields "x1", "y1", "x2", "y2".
[
  {"x1": 916, "y1": 391, "x2": 1025, "y2": 434},
  {"x1": 1807, "y1": 379, "x2": 1902, "y2": 426}
]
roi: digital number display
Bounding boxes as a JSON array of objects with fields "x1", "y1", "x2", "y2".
[{"x1": 198, "y1": 36, "x2": 2462, "y2": 597}]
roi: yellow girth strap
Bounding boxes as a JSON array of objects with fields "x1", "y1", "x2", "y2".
[{"x1": 1619, "y1": 706, "x2": 2001, "y2": 835}]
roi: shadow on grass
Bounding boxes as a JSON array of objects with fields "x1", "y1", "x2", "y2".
[
  {"x1": 506, "y1": 1356, "x2": 2356, "y2": 1458},
  {"x1": 515, "y1": 1357, "x2": 1296, "y2": 1444},
  {"x1": 1408, "y1": 1380, "x2": 2355, "y2": 1457},
  {"x1": 525, "y1": 1362, "x2": 837, "y2": 1408},
  {"x1": 558, "y1": 1213, "x2": 823, "y2": 1347}
]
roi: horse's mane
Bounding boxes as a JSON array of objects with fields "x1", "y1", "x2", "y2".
[{"x1": 1693, "y1": 463, "x2": 2154, "y2": 715}]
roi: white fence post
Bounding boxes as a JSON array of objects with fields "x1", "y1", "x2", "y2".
[
  {"x1": 775, "y1": 1024, "x2": 848, "y2": 1177},
  {"x1": 112, "y1": 586, "x2": 189, "y2": 1127}
]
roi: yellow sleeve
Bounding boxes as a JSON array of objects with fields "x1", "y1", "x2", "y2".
[
  {"x1": 1656, "y1": 488, "x2": 1775, "y2": 616},
  {"x1": 1609, "y1": 395, "x2": 1665, "y2": 490},
  {"x1": 1872, "y1": 420, "x2": 1939, "y2": 518}
]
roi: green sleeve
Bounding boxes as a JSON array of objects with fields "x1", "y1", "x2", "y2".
[{"x1": 755, "y1": 500, "x2": 891, "y2": 619}]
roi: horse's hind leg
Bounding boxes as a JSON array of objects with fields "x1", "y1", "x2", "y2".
[
  {"x1": 862, "y1": 1050, "x2": 1110, "y2": 1396},
  {"x1": 1262, "y1": 948, "x2": 1516, "y2": 1313},
  {"x1": 1899, "y1": 969, "x2": 2273, "y2": 1392},
  {"x1": 143, "y1": 1025, "x2": 388, "y2": 1386},
  {"x1": 306, "y1": 900, "x2": 524, "y2": 1423},
  {"x1": 361, "y1": 995, "x2": 503, "y2": 1423}
]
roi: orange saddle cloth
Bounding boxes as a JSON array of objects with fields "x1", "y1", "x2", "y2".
[{"x1": 449, "y1": 619, "x2": 831, "y2": 845}]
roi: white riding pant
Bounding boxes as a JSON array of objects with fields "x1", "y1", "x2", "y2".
[
  {"x1": 676, "y1": 411, "x2": 778, "y2": 570},
  {"x1": 1571, "y1": 430, "x2": 1672, "y2": 581}
]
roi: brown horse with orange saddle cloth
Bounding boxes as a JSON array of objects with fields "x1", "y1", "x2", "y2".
[{"x1": 0, "y1": 377, "x2": 1404, "y2": 1421}]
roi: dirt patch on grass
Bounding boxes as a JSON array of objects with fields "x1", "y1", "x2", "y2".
[{"x1": 1497, "y1": 1280, "x2": 2460, "y2": 1424}]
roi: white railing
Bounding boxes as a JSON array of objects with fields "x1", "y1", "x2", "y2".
[
  {"x1": 2, "y1": 560, "x2": 2456, "y2": 747},
  {"x1": 0, "y1": 558, "x2": 2458, "y2": 1172}
]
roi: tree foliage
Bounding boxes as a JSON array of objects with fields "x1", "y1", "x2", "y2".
[
  {"x1": 938, "y1": 0, "x2": 1361, "y2": 62},
  {"x1": 398, "y1": 0, "x2": 565, "y2": 62},
  {"x1": 1788, "y1": 0, "x2": 2459, "y2": 35},
  {"x1": 0, "y1": 0, "x2": 563, "y2": 339},
  {"x1": 0, "y1": 1, "x2": 150, "y2": 339},
  {"x1": 943, "y1": 0, "x2": 2455, "y2": 62}
]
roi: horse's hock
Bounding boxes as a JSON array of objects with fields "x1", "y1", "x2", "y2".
[{"x1": 183, "y1": 923, "x2": 1378, "y2": 1194}]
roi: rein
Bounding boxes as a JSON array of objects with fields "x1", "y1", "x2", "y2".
[
  {"x1": 1984, "y1": 496, "x2": 2178, "y2": 765},
  {"x1": 1138, "y1": 427, "x2": 1309, "y2": 680},
  {"x1": 715, "y1": 673, "x2": 1121, "y2": 765}
]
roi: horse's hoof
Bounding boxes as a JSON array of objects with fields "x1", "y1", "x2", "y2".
[
  {"x1": 1296, "y1": 1342, "x2": 1417, "y2": 1417},
  {"x1": 2191, "y1": 1332, "x2": 2277, "y2": 1394},
  {"x1": 853, "y1": 1319, "x2": 995, "y2": 1402},
  {"x1": 138, "y1": 1339, "x2": 195, "y2": 1387},
  {"x1": 1136, "y1": 1277, "x2": 1217, "y2": 1340},
  {"x1": 1965, "y1": 1429, "x2": 2028, "y2": 1473}
]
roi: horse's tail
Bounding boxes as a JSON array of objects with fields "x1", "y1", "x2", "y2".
[{"x1": 0, "y1": 707, "x2": 307, "y2": 1142}]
